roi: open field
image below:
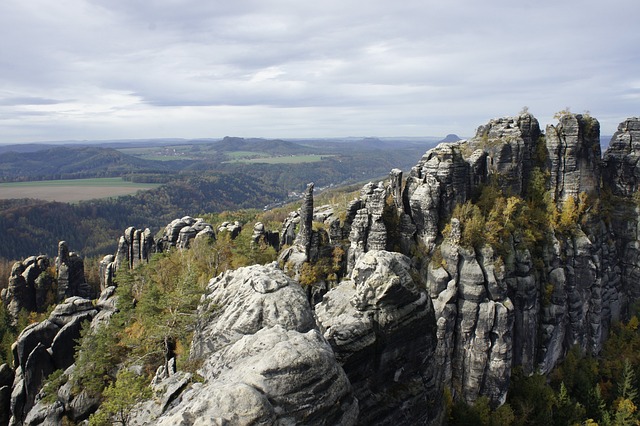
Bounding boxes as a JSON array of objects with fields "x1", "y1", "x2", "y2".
[{"x1": 0, "y1": 178, "x2": 160, "y2": 202}]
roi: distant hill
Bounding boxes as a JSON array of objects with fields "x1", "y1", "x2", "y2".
[
  {"x1": 438, "y1": 134, "x2": 462, "y2": 143},
  {"x1": 0, "y1": 143, "x2": 62, "y2": 155},
  {"x1": 215, "y1": 137, "x2": 315, "y2": 155},
  {"x1": 298, "y1": 137, "x2": 439, "y2": 152},
  {"x1": 0, "y1": 146, "x2": 187, "y2": 181}
]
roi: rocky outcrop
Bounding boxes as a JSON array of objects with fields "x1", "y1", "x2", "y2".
[
  {"x1": 294, "y1": 183, "x2": 315, "y2": 257},
  {"x1": 316, "y1": 250, "x2": 442, "y2": 425},
  {"x1": 602, "y1": 118, "x2": 640, "y2": 301},
  {"x1": 547, "y1": 114, "x2": 601, "y2": 203},
  {"x1": 468, "y1": 113, "x2": 541, "y2": 195},
  {"x1": 217, "y1": 220, "x2": 241, "y2": 239},
  {"x1": 1, "y1": 258, "x2": 46, "y2": 319},
  {"x1": 430, "y1": 236, "x2": 516, "y2": 404},
  {"x1": 99, "y1": 217, "x2": 216, "y2": 289},
  {"x1": 170, "y1": 217, "x2": 215, "y2": 249},
  {"x1": 403, "y1": 142, "x2": 473, "y2": 252},
  {"x1": 8, "y1": 112, "x2": 640, "y2": 424},
  {"x1": 1, "y1": 243, "x2": 92, "y2": 322},
  {"x1": 250, "y1": 221, "x2": 279, "y2": 250},
  {"x1": 278, "y1": 183, "x2": 316, "y2": 277},
  {"x1": 8, "y1": 297, "x2": 98, "y2": 425},
  {"x1": 98, "y1": 254, "x2": 115, "y2": 290},
  {"x1": 345, "y1": 182, "x2": 388, "y2": 274},
  {"x1": 314, "y1": 113, "x2": 640, "y2": 408},
  {"x1": 114, "y1": 227, "x2": 155, "y2": 269},
  {"x1": 0, "y1": 363, "x2": 14, "y2": 426},
  {"x1": 146, "y1": 263, "x2": 358, "y2": 425},
  {"x1": 55, "y1": 241, "x2": 93, "y2": 301}
]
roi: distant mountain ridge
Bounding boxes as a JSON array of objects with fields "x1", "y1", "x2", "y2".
[
  {"x1": 0, "y1": 146, "x2": 186, "y2": 181},
  {"x1": 215, "y1": 137, "x2": 315, "y2": 154}
]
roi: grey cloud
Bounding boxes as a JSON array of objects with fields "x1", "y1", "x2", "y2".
[
  {"x1": 0, "y1": 97, "x2": 68, "y2": 106},
  {"x1": 0, "y1": 0, "x2": 639, "y2": 142}
]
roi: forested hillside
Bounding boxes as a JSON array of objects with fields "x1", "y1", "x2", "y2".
[
  {"x1": 0, "y1": 146, "x2": 187, "y2": 182},
  {"x1": 0, "y1": 137, "x2": 435, "y2": 260},
  {"x1": 0, "y1": 172, "x2": 284, "y2": 259}
]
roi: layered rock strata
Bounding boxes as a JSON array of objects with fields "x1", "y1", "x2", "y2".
[
  {"x1": 7, "y1": 296, "x2": 100, "y2": 425},
  {"x1": 316, "y1": 250, "x2": 442, "y2": 425},
  {"x1": 335, "y1": 114, "x2": 640, "y2": 406},
  {"x1": 1, "y1": 243, "x2": 91, "y2": 321}
]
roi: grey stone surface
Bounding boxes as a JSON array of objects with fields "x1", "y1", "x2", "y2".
[
  {"x1": 190, "y1": 263, "x2": 316, "y2": 359},
  {"x1": 468, "y1": 112, "x2": 541, "y2": 195},
  {"x1": 146, "y1": 263, "x2": 357, "y2": 425},
  {"x1": 316, "y1": 250, "x2": 443, "y2": 425},
  {"x1": 547, "y1": 113, "x2": 601, "y2": 204}
]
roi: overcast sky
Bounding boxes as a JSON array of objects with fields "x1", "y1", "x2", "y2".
[{"x1": 0, "y1": 0, "x2": 638, "y2": 143}]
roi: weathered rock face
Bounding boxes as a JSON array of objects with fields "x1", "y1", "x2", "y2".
[
  {"x1": 55, "y1": 241, "x2": 93, "y2": 301},
  {"x1": 294, "y1": 182, "x2": 315, "y2": 258},
  {"x1": 1, "y1": 260, "x2": 40, "y2": 319},
  {"x1": 602, "y1": 117, "x2": 640, "y2": 197},
  {"x1": 547, "y1": 114, "x2": 601, "y2": 204},
  {"x1": 402, "y1": 142, "x2": 472, "y2": 251},
  {"x1": 250, "y1": 221, "x2": 280, "y2": 250},
  {"x1": 113, "y1": 226, "x2": 155, "y2": 270},
  {"x1": 316, "y1": 250, "x2": 443, "y2": 425},
  {"x1": 468, "y1": 113, "x2": 541, "y2": 196},
  {"x1": 98, "y1": 254, "x2": 115, "y2": 290},
  {"x1": 1, "y1": 243, "x2": 92, "y2": 322},
  {"x1": 0, "y1": 363, "x2": 14, "y2": 426},
  {"x1": 278, "y1": 183, "x2": 317, "y2": 279},
  {"x1": 217, "y1": 220, "x2": 242, "y2": 239},
  {"x1": 100, "y1": 217, "x2": 216, "y2": 289},
  {"x1": 321, "y1": 114, "x2": 640, "y2": 408},
  {"x1": 8, "y1": 297, "x2": 98, "y2": 425},
  {"x1": 148, "y1": 263, "x2": 358, "y2": 425},
  {"x1": 345, "y1": 182, "x2": 389, "y2": 274},
  {"x1": 168, "y1": 217, "x2": 215, "y2": 249},
  {"x1": 601, "y1": 118, "x2": 640, "y2": 301},
  {"x1": 9, "y1": 112, "x2": 640, "y2": 424},
  {"x1": 427, "y1": 239, "x2": 515, "y2": 405}
]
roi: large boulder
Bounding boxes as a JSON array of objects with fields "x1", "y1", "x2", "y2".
[{"x1": 146, "y1": 263, "x2": 358, "y2": 425}]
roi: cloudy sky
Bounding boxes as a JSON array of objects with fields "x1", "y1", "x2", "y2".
[{"x1": 0, "y1": 0, "x2": 638, "y2": 143}]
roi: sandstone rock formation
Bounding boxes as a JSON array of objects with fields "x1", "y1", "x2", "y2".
[
  {"x1": 1, "y1": 257, "x2": 48, "y2": 319},
  {"x1": 403, "y1": 141, "x2": 472, "y2": 252},
  {"x1": 547, "y1": 113, "x2": 601, "y2": 203},
  {"x1": 8, "y1": 297, "x2": 99, "y2": 425},
  {"x1": 326, "y1": 114, "x2": 640, "y2": 406},
  {"x1": 217, "y1": 220, "x2": 241, "y2": 239},
  {"x1": 316, "y1": 250, "x2": 443, "y2": 425},
  {"x1": 1, "y1": 243, "x2": 92, "y2": 322},
  {"x1": 8, "y1": 113, "x2": 640, "y2": 425},
  {"x1": 250, "y1": 221, "x2": 279, "y2": 250},
  {"x1": 99, "y1": 217, "x2": 216, "y2": 289},
  {"x1": 468, "y1": 113, "x2": 541, "y2": 195},
  {"x1": 55, "y1": 241, "x2": 93, "y2": 301},
  {"x1": 278, "y1": 183, "x2": 317, "y2": 277},
  {"x1": 145, "y1": 263, "x2": 358, "y2": 425}
]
